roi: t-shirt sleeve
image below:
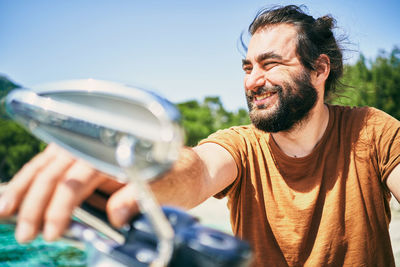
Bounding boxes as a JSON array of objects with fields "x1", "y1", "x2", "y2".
[
  {"x1": 368, "y1": 108, "x2": 400, "y2": 184},
  {"x1": 198, "y1": 127, "x2": 248, "y2": 198}
]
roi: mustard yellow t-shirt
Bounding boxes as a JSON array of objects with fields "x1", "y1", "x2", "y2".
[{"x1": 199, "y1": 105, "x2": 400, "y2": 266}]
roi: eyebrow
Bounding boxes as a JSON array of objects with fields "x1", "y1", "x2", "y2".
[
  {"x1": 242, "y1": 52, "x2": 283, "y2": 66},
  {"x1": 257, "y1": 52, "x2": 282, "y2": 62}
]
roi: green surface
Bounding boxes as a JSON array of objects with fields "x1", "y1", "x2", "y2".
[{"x1": 0, "y1": 224, "x2": 86, "y2": 267}]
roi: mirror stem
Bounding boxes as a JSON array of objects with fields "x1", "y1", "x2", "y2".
[{"x1": 116, "y1": 136, "x2": 174, "y2": 267}]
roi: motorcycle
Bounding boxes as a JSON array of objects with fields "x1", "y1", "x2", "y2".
[{"x1": 1, "y1": 79, "x2": 252, "y2": 267}]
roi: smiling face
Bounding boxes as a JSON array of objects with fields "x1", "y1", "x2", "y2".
[{"x1": 242, "y1": 24, "x2": 318, "y2": 132}]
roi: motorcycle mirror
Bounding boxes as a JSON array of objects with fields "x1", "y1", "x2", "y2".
[
  {"x1": 3, "y1": 79, "x2": 184, "y2": 182},
  {"x1": 4, "y1": 79, "x2": 185, "y2": 266}
]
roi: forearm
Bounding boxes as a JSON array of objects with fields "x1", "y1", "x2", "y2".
[
  {"x1": 150, "y1": 146, "x2": 211, "y2": 210},
  {"x1": 106, "y1": 143, "x2": 236, "y2": 227},
  {"x1": 105, "y1": 146, "x2": 210, "y2": 227}
]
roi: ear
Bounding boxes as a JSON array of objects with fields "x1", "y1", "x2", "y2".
[{"x1": 311, "y1": 54, "x2": 330, "y2": 88}]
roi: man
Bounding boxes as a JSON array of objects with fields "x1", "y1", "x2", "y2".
[{"x1": 0, "y1": 5, "x2": 399, "y2": 266}]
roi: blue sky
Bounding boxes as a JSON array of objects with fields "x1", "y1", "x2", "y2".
[{"x1": 1, "y1": 0, "x2": 399, "y2": 111}]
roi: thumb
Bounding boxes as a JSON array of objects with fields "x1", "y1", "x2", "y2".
[{"x1": 106, "y1": 183, "x2": 140, "y2": 228}]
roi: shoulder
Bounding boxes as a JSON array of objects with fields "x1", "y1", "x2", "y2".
[
  {"x1": 329, "y1": 104, "x2": 400, "y2": 141},
  {"x1": 329, "y1": 104, "x2": 398, "y2": 121},
  {"x1": 329, "y1": 104, "x2": 369, "y2": 117},
  {"x1": 327, "y1": 104, "x2": 395, "y2": 128},
  {"x1": 364, "y1": 106, "x2": 399, "y2": 122},
  {"x1": 356, "y1": 106, "x2": 400, "y2": 132},
  {"x1": 328, "y1": 105, "x2": 370, "y2": 134},
  {"x1": 366, "y1": 109, "x2": 400, "y2": 147},
  {"x1": 198, "y1": 124, "x2": 266, "y2": 157},
  {"x1": 203, "y1": 125, "x2": 261, "y2": 141}
]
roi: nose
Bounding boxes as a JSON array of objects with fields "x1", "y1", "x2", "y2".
[{"x1": 244, "y1": 67, "x2": 265, "y2": 92}]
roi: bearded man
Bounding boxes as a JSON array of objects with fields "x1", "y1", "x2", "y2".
[{"x1": 1, "y1": 5, "x2": 399, "y2": 267}]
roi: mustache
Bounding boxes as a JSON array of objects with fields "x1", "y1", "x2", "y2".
[{"x1": 245, "y1": 85, "x2": 282, "y2": 99}]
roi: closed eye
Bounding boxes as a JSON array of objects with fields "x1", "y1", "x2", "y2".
[
  {"x1": 242, "y1": 59, "x2": 252, "y2": 74},
  {"x1": 242, "y1": 65, "x2": 252, "y2": 74},
  {"x1": 263, "y1": 61, "x2": 279, "y2": 70}
]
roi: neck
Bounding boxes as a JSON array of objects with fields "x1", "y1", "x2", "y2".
[{"x1": 271, "y1": 102, "x2": 329, "y2": 158}]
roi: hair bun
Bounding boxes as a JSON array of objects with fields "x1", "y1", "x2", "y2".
[{"x1": 316, "y1": 15, "x2": 336, "y2": 30}]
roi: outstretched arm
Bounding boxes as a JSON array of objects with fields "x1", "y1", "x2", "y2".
[
  {"x1": 0, "y1": 142, "x2": 237, "y2": 243},
  {"x1": 387, "y1": 164, "x2": 400, "y2": 203},
  {"x1": 107, "y1": 143, "x2": 237, "y2": 227}
]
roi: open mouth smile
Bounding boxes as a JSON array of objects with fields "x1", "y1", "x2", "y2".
[
  {"x1": 252, "y1": 90, "x2": 278, "y2": 107},
  {"x1": 255, "y1": 92, "x2": 275, "y2": 101}
]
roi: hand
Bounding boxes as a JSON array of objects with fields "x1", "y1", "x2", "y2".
[
  {"x1": 83, "y1": 180, "x2": 141, "y2": 228},
  {"x1": 105, "y1": 183, "x2": 141, "y2": 227},
  {"x1": 0, "y1": 143, "x2": 113, "y2": 243}
]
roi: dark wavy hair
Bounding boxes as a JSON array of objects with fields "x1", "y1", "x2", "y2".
[{"x1": 243, "y1": 5, "x2": 344, "y2": 99}]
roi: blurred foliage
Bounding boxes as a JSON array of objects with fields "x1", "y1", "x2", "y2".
[
  {"x1": 0, "y1": 76, "x2": 20, "y2": 99},
  {"x1": 0, "y1": 75, "x2": 45, "y2": 182},
  {"x1": 330, "y1": 46, "x2": 400, "y2": 120},
  {"x1": 177, "y1": 96, "x2": 250, "y2": 146},
  {"x1": 0, "y1": 47, "x2": 399, "y2": 180}
]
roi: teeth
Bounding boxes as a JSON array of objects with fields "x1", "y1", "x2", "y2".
[{"x1": 255, "y1": 92, "x2": 273, "y2": 100}]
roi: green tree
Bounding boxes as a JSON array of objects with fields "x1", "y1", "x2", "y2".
[
  {"x1": 331, "y1": 54, "x2": 374, "y2": 107},
  {"x1": 371, "y1": 47, "x2": 400, "y2": 119},
  {"x1": 331, "y1": 47, "x2": 400, "y2": 120},
  {"x1": 0, "y1": 76, "x2": 20, "y2": 99},
  {"x1": 177, "y1": 96, "x2": 249, "y2": 146},
  {"x1": 0, "y1": 75, "x2": 45, "y2": 182},
  {"x1": 177, "y1": 99, "x2": 214, "y2": 147}
]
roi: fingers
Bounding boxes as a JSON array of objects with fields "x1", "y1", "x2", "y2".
[
  {"x1": 84, "y1": 192, "x2": 109, "y2": 212},
  {"x1": 83, "y1": 179, "x2": 126, "y2": 212},
  {"x1": 106, "y1": 183, "x2": 140, "y2": 228},
  {"x1": 0, "y1": 142, "x2": 112, "y2": 243},
  {"x1": 15, "y1": 152, "x2": 75, "y2": 242},
  {"x1": 96, "y1": 178, "x2": 125, "y2": 195},
  {"x1": 0, "y1": 140, "x2": 135, "y2": 243},
  {"x1": 0, "y1": 144, "x2": 60, "y2": 217},
  {"x1": 42, "y1": 159, "x2": 108, "y2": 241}
]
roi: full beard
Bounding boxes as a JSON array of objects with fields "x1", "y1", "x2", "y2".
[{"x1": 246, "y1": 70, "x2": 318, "y2": 133}]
